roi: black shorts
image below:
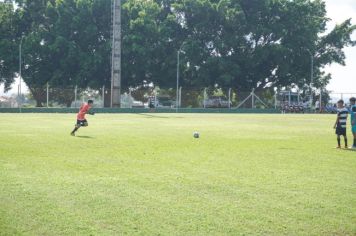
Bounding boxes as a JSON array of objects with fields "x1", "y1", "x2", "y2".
[
  {"x1": 77, "y1": 119, "x2": 88, "y2": 127},
  {"x1": 335, "y1": 126, "x2": 346, "y2": 136}
]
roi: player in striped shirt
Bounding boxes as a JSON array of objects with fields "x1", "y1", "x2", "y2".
[
  {"x1": 349, "y1": 97, "x2": 356, "y2": 149},
  {"x1": 70, "y1": 100, "x2": 95, "y2": 136},
  {"x1": 334, "y1": 100, "x2": 348, "y2": 149}
]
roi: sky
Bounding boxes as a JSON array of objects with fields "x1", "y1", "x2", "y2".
[
  {"x1": 324, "y1": 0, "x2": 356, "y2": 93},
  {"x1": 1, "y1": 0, "x2": 355, "y2": 95}
]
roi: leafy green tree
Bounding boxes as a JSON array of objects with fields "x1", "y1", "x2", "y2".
[
  {"x1": 2, "y1": 0, "x2": 356, "y2": 107},
  {"x1": 11, "y1": 0, "x2": 55, "y2": 106},
  {"x1": 0, "y1": 1, "x2": 19, "y2": 91},
  {"x1": 172, "y1": 0, "x2": 356, "y2": 93},
  {"x1": 121, "y1": 0, "x2": 182, "y2": 89},
  {"x1": 13, "y1": 0, "x2": 112, "y2": 106}
]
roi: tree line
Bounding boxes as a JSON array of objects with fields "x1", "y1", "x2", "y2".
[{"x1": 0, "y1": 0, "x2": 355, "y2": 106}]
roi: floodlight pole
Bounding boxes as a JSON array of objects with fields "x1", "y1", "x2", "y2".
[{"x1": 111, "y1": 0, "x2": 121, "y2": 108}]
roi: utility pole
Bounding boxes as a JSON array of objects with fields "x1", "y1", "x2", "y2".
[{"x1": 111, "y1": 0, "x2": 121, "y2": 108}]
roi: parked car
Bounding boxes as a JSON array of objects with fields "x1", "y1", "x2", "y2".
[
  {"x1": 204, "y1": 96, "x2": 231, "y2": 108},
  {"x1": 281, "y1": 104, "x2": 305, "y2": 113},
  {"x1": 132, "y1": 100, "x2": 144, "y2": 108}
]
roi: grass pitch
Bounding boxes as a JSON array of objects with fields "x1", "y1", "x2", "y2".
[{"x1": 0, "y1": 113, "x2": 355, "y2": 235}]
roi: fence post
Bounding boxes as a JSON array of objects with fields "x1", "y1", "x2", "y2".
[
  {"x1": 274, "y1": 91, "x2": 277, "y2": 109},
  {"x1": 74, "y1": 85, "x2": 78, "y2": 108},
  {"x1": 18, "y1": 84, "x2": 21, "y2": 112},
  {"x1": 46, "y1": 83, "x2": 49, "y2": 108},
  {"x1": 203, "y1": 88, "x2": 207, "y2": 108},
  {"x1": 179, "y1": 87, "x2": 182, "y2": 107},
  {"x1": 228, "y1": 88, "x2": 232, "y2": 109},
  {"x1": 130, "y1": 88, "x2": 134, "y2": 108},
  {"x1": 102, "y1": 85, "x2": 105, "y2": 108},
  {"x1": 319, "y1": 89, "x2": 322, "y2": 112}
]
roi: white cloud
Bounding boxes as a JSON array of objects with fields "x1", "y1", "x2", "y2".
[{"x1": 324, "y1": 0, "x2": 356, "y2": 93}]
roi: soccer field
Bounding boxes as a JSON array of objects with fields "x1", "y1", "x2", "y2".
[{"x1": 0, "y1": 113, "x2": 355, "y2": 235}]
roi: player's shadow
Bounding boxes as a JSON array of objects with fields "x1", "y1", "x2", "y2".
[
  {"x1": 343, "y1": 148, "x2": 356, "y2": 152},
  {"x1": 76, "y1": 135, "x2": 94, "y2": 139}
]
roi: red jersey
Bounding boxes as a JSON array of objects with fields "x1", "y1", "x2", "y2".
[{"x1": 77, "y1": 103, "x2": 91, "y2": 120}]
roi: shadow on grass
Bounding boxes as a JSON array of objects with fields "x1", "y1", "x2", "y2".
[
  {"x1": 342, "y1": 148, "x2": 356, "y2": 152},
  {"x1": 76, "y1": 135, "x2": 95, "y2": 139},
  {"x1": 136, "y1": 113, "x2": 184, "y2": 119}
]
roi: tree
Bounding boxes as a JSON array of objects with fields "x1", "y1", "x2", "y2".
[
  {"x1": 0, "y1": 1, "x2": 19, "y2": 91},
  {"x1": 3, "y1": 0, "x2": 356, "y2": 106},
  {"x1": 172, "y1": 0, "x2": 356, "y2": 92},
  {"x1": 12, "y1": 0, "x2": 55, "y2": 106},
  {"x1": 12, "y1": 0, "x2": 113, "y2": 106},
  {"x1": 121, "y1": 0, "x2": 182, "y2": 89}
]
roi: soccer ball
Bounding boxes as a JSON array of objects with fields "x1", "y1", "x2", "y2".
[{"x1": 193, "y1": 131, "x2": 200, "y2": 138}]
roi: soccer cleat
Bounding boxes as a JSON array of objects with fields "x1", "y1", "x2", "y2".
[
  {"x1": 345, "y1": 146, "x2": 348, "y2": 149},
  {"x1": 70, "y1": 132, "x2": 75, "y2": 136},
  {"x1": 336, "y1": 146, "x2": 341, "y2": 149}
]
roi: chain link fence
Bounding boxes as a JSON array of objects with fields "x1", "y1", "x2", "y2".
[{"x1": 1, "y1": 86, "x2": 355, "y2": 113}]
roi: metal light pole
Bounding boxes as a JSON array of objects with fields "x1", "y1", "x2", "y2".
[{"x1": 176, "y1": 43, "x2": 187, "y2": 113}]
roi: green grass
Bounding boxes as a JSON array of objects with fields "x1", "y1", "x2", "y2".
[{"x1": 0, "y1": 113, "x2": 355, "y2": 235}]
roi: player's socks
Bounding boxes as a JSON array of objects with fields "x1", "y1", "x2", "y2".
[
  {"x1": 354, "y1": 138, "x2": 356, "y2": 147},
  {"x1": 337, "y1": 137, "x2": 341, "y2": 147},
  {"x1": 344, "y1": 137, "x2": 347, "y2": 148},
  {"x1": 71, "y1": 127, "x2": 79, "y2": 134}
]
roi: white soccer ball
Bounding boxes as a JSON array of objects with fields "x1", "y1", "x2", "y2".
[{"x1": 193, "y1": 131, "x2": 200, "y2": 138}]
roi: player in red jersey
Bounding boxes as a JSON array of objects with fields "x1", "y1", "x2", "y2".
[{"x1": 70, "y1": 100, "x2": 94, "y2": 136}]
